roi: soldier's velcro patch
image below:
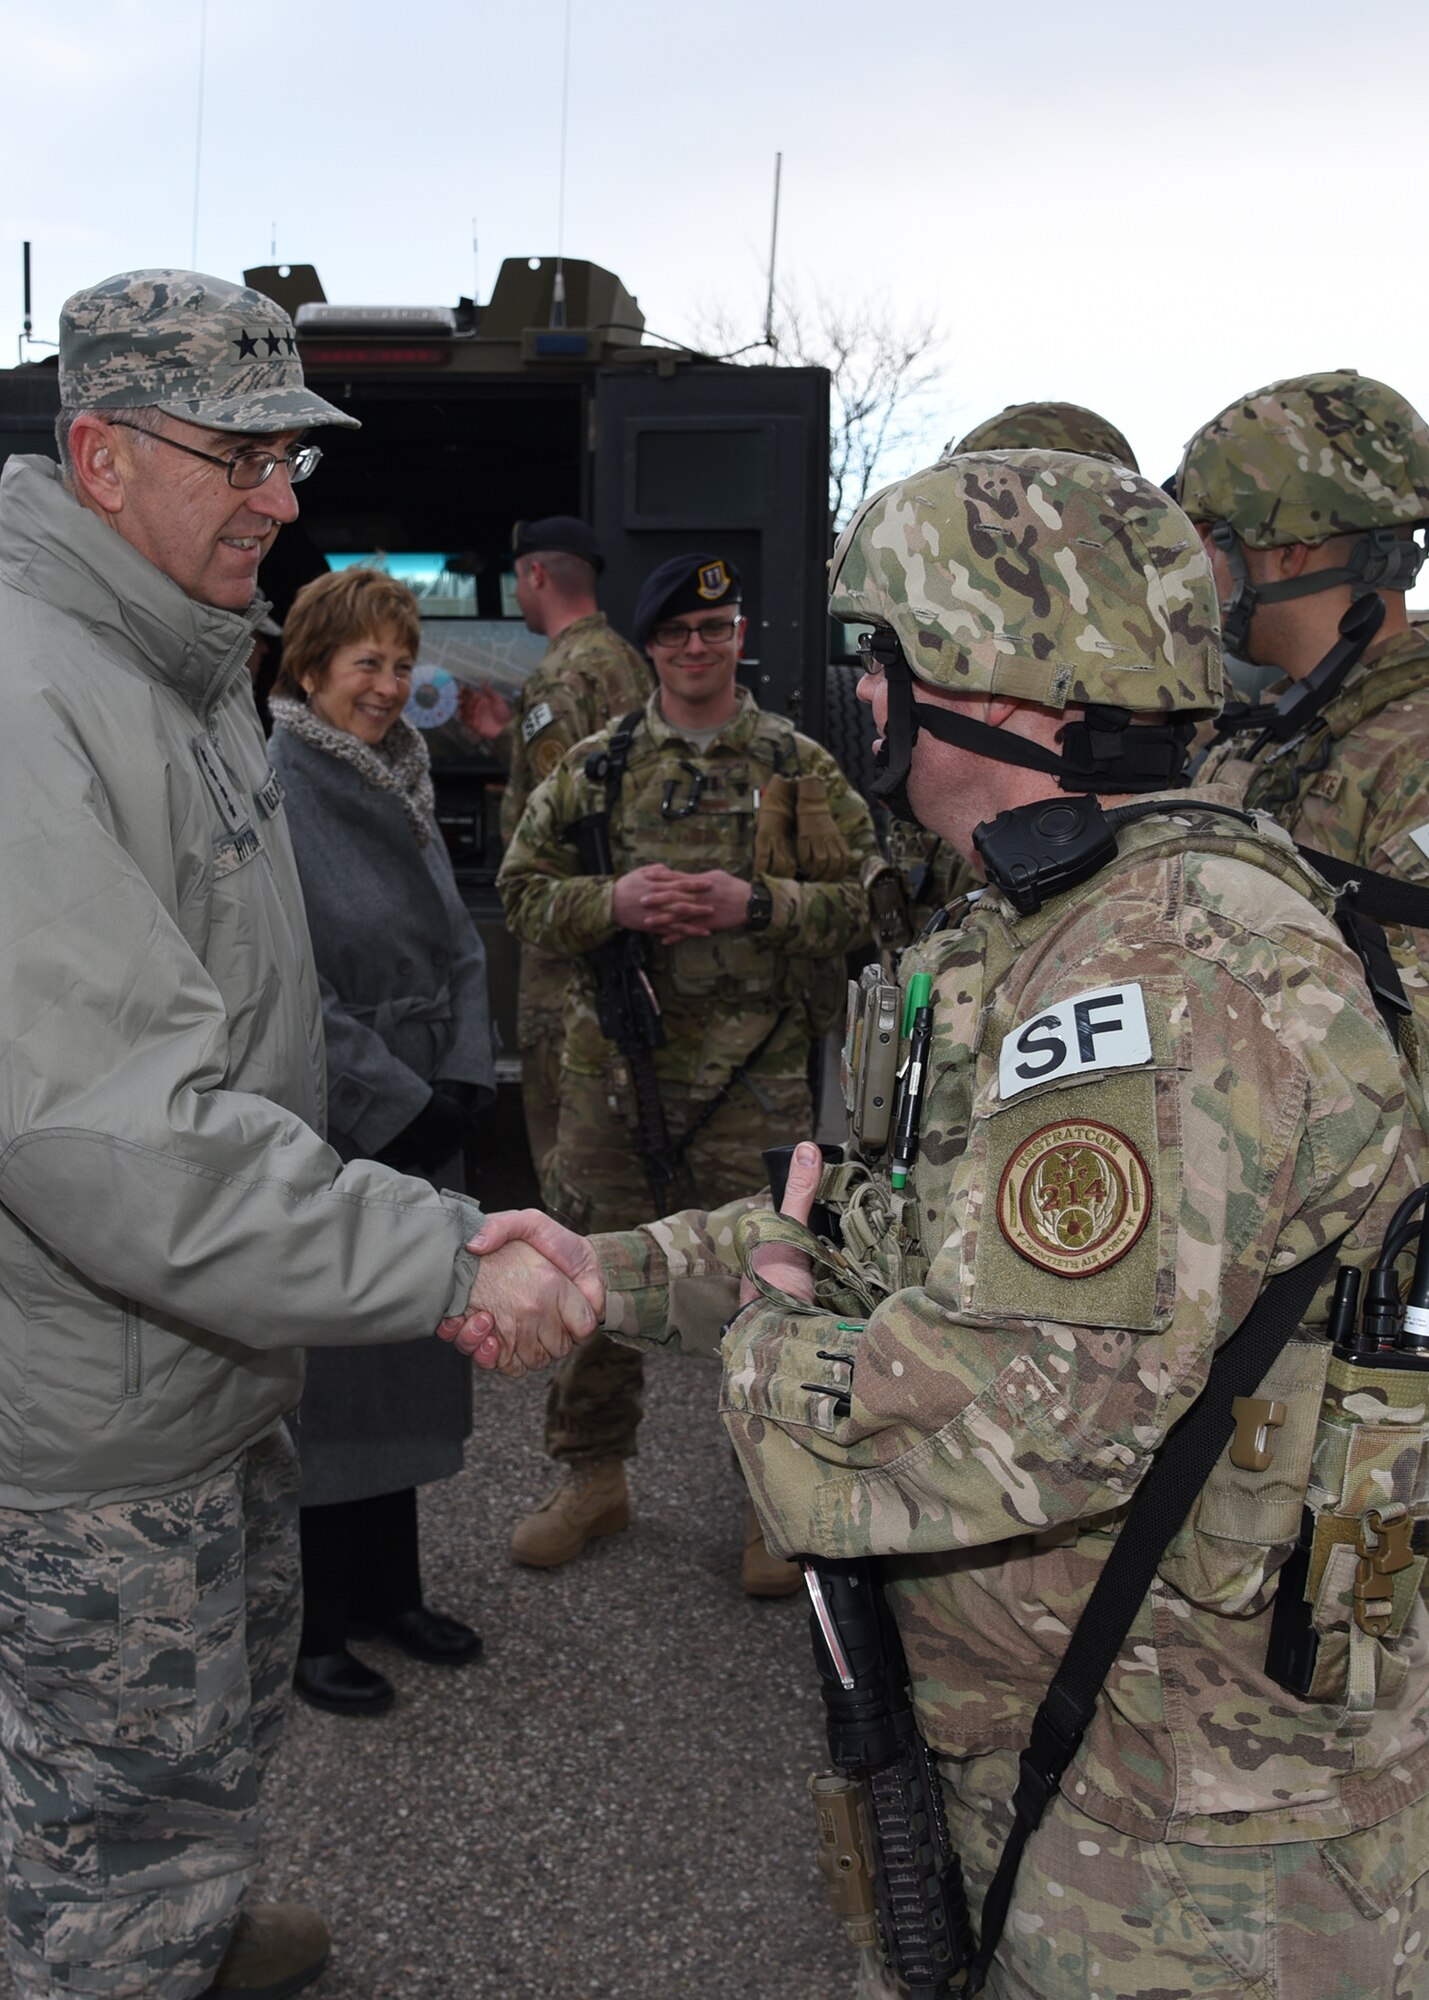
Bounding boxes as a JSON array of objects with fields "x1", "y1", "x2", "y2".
[
  {"x1": 532, "y1": 737, "x2": 565, "y2": 780},
  {"x1": 996, "y1": 1118, "x2": 1151, "y2": 1277},
  {"x1": 999, "y1": 983, "x2": 1151, "y2": 1102},
  {"x1": 522, "y1": 700, "x2": 556, "y2": 743},
  {"x1": 1409, "y1": 822, "x2": 1429, "y2": 865},
  {"x1": 969, "y1": 1067, "x2": 1173, "y2": 1331}
]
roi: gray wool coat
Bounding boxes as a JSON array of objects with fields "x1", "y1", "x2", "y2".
[{"x1": 269, "y1": 717, "x2": 496, "y2": 1508}]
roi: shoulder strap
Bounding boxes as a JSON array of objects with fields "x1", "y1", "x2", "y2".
[
  {"x1": 971, "y1": 1235, "x2": 1343, "y2": 1989},
  {"x1": 584, "y1": 708, "x2": 645, "y2": 816},
  {"x1": 1301, "y1": 845, "x2": 1429, "y2": 932}
]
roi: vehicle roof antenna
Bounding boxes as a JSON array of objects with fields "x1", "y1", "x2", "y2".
[
  {"x1": 17, "y1": 242, "x2": 57, "y2": 365},
  {"x1": 190, "y1": 0, "x2": 208, "y2": 266},
  {"x1": 763, "y1": 151, "x2": 782, "y2": 356},
  {"x1": 550, "y1": 0, "x2": 572, "y2": 329}
]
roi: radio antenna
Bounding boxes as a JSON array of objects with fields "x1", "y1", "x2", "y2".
[
  {"x1": 763, "y1": 151, "x2": 783, "y2": 353},
  {"x1": 550, "y1": 0, "x2": 572, "y2": 328},
  {"x1": 190, "y1": 0, "x2": 209, "y2": 266},
  {"x1": 17, "y1": 241, "x2": 57, "y2": 364}
]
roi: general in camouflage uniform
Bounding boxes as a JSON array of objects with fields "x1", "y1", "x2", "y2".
[
  {"x1": 500, "y1": 517, "x2": 651, "y2": 1181},
  {"x1": 869, "y1": 402, "x2": 1144, "y2": 960},
  {"x1": 497, "y1": 553, "x2": 878, "y2": 1586},
  {"x1": 536, "y1": 457, "x2": 1429, "y2": 1995},
  {"x1": 1181, "y1": 370, "x2": 1429, "y2": 1070}
]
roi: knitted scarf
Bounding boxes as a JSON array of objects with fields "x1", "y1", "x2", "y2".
[{"x1": 269, "y1": 696, "x2": 435, "y2": 846}]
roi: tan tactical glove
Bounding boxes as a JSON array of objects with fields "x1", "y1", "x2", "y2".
[
  {"x1": 754, "y1": 772, "x2": 799, "y2": 878},
  {"x1": 794, "y1": 774, "x2": 853, "y2": 878}
]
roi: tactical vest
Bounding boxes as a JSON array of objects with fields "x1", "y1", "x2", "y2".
[
  {"x1": 583, "y1": 708, "x2": 849, "y2": 1041},
  {"x1": 738, "y1": 807, "x2": 1429, "y2": 1721}
]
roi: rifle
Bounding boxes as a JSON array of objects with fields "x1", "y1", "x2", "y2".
[
  {"x1": 564, "y1": 801, "x2": 679, "y2": 1214},
  {"x1": 805, "y1": 1558, "x2": 975, "y2": 1997},
  {"x1": 761, "y1": 1147, "x2": 973, "y2": 1994}
]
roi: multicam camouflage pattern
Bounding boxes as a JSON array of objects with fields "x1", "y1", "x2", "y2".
[
  {"x1": 857, "y1": 1745, "x2": 1429, "y2": 1999},
  {"x1": 498, "y1": 613, "x2": 652, "y2": 846},
  {"x1": 58, "y1": 269, "x2": 358, "y2": 433},
  {"x1": 831, "y1": 452, "x2": 1222, "y2": 714},
  {"x1": 500, "y1": 611, "x2": 652, "y2": 1172},
  {"x1": 498, "y1": 685, "x2": 878, "y2": 1089},
  {"x1": 876, "y1": 823, "x2": 978, "y2": 960},
  {"x1": 0, "y1": 1427, "x2": 299, "y2": 1996},
  {"x1": 500, "y1": 683, "x2": 872, "y2": 1464},
  {"x1": 541, "y1": 1071, "x2": 811, "y2": 1465},
  {"x1": 1177, "y1": 370, "x2": 1429, "y2": 548},
  {"x1": 941, "y1": 401, "x2": 1139, "y2": 470},
  {"x1": 594, "y1": 803, "x2": 1429, "y2": 1849},
  {"x1": 1197, "y1": 625, "x2": 1429, "y2": 1070}
]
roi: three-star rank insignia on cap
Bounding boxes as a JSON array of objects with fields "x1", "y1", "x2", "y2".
[
  {"x1": 233, "y1": 328, "x2": 298, "y2": 361},
  {"x1": 996, "y1": 1118, "x2": 1150, "y2": 1278},
  {"x1": 696, "y1": 561, "x2": 730, "y2": 600}
]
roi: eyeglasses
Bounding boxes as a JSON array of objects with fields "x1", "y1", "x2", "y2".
[
  {"x1": 649, "y1": 617, "x2": 740, "y2": 649},
  {"x1": 107, "y1": 421, "x2": 322, "y2": 490}
]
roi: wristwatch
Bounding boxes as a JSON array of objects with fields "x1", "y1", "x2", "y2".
[{"x1": 745, "y1": 879, "x2": 774, "y2": 932}]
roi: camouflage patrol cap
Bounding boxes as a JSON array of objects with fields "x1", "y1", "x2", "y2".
[
  {"x1": 1177, "y1": 370, "x2": 1429, "y2": 547},
  {"x1": 942, "y1": 401, "x2": 1139, "y2": 471},
  {"x1": 59, "y1": 269, "x2": 360, "y2": 433},
  {"x1": 830, "y1": 450, "x2": 1222, "y2": 716}
]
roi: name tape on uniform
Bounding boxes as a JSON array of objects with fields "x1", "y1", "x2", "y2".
[
  {"x1": 522, "y1": 700, "x2": 555, "y2": 744},
  {"x1": 999, "y1": 983, "x2": 1151, "y2": 1101}
]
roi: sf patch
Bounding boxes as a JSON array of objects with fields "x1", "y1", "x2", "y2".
[
  {"x1": 996, "y1": 1118, "x2": 1151, "y2": 1277},
  {"x1": 522, "y1": 699, "x2": 555, "y2": 744}
]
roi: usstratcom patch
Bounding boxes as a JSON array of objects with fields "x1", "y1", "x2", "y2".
[{"x1": 996, "y1": 1118, "x2": 1151, "y2": 1277}]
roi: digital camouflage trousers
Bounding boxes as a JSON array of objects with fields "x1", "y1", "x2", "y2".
[{"x1": 0, "y1": 1425, "x2": 301, "y2": 1999}]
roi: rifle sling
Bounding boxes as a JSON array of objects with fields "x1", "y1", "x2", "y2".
[
  {"x1": 1300, "y1": 846, "x2": 1429, "y2": 931},
  {"x1": 970, "y1": 1235, "x2": 1344, "y2": 1990}
]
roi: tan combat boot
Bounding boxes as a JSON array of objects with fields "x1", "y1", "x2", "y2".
[
  {"x1": 741, "y1": 1500, "x2": 802, "y2": 1598},
  {"x1": 201, "y1": 1902, "x2": 330, "y2": 1999},
  {"x1": 510, "y1": 1460, "x2": 631, "y2": 1568}
]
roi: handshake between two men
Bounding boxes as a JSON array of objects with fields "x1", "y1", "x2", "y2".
[{"x1": 435, "y1": 1141, "x2": 830, "y2": 1374}]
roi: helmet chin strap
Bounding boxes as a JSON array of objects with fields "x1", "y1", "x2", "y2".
[
  {"x1": 868, "y1": 648, "x2": 1193, "y2": 824},
  {"x1": 1213, "y1": 519, "x2": 1423, "y2": 658}
]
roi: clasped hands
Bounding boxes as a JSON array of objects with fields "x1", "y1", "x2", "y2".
[
  {"x1": 437, "y1": 1141, "x2": 825, "y2": 1377},
  {"x1": 610, "y1": 864, "x2": 750, "y2": 945}
]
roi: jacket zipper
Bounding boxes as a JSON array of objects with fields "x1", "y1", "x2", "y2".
[{"x1": 122, "y1": 1304, "x2": 142, "y2": 1397}]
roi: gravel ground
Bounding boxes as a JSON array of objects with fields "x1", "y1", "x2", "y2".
[
  {"x1": 251, "y1": 1358, "x2": 852, "y2": 2000},
  {"x1": 245, "y1": 1356, "x2": 852, "y2": 2000}
]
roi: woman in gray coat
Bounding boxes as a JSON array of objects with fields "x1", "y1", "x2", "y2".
[{"x1": 270, "y1": 566, "x2": 495, "y2": 1716}]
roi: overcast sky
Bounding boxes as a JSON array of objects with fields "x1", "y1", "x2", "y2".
[{"x1": 5, "y1": 0, "x2": 1428, "y2": 497}]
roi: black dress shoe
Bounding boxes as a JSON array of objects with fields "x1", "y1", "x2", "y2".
[
  {"x1": 293, "y1": 1648, "x2": 395, "y2": 1716},
  {"x1": 349, "y1": 1606, "x2": 483, "y2": 1666}
]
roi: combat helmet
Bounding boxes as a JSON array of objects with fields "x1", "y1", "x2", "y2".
[
  {"x1": 1176, "y1": 369, "x2": 1429, "y2": 654},
  {"x1": 830, "y1": 449, "x2": 1222, "y2": 814},
  {"x1": 941, "y1": 400, "x2": 1138, "y2": 470}
]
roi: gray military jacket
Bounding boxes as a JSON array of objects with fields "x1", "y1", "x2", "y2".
[{"x1": 0, "y1": 457, "x2": 482, "y2": 1509}]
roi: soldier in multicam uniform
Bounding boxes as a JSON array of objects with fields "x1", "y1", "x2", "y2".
[
  {"x1": 471, "y1": 453, "x2": 1429, "y2": 1996},
  {"x1": 1179, "y1": 370, "x2": 1429, "y2": 1064},
  {"x1": 497, "y1": 553, "x2": 878, "y2": 1592},
  {"x1": 499, "y1": 517, "x2": 651, "y2": 1180},
  {"x1": 871, "y1": 403, "x2": 1142, "y2": 957}
]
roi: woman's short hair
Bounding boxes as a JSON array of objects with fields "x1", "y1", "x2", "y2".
[{"x1": 274, "y1": 567, "x2": 422, "y2": 698}]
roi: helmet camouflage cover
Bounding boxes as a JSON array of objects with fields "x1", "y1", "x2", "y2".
[
  {"x1": 941, "y1": 400, "x2": 1138, "y2": 471},
  {"x1": 830, "y1": 450, "x2": 1222, "y2": 717},
  {"x1": 1176, "y1": 369, "x2": 1429, "y2": 548}
]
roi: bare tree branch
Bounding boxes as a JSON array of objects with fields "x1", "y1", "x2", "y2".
[{"x1": 688, "y1": 283, "x2": 946, "y2": 531}]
